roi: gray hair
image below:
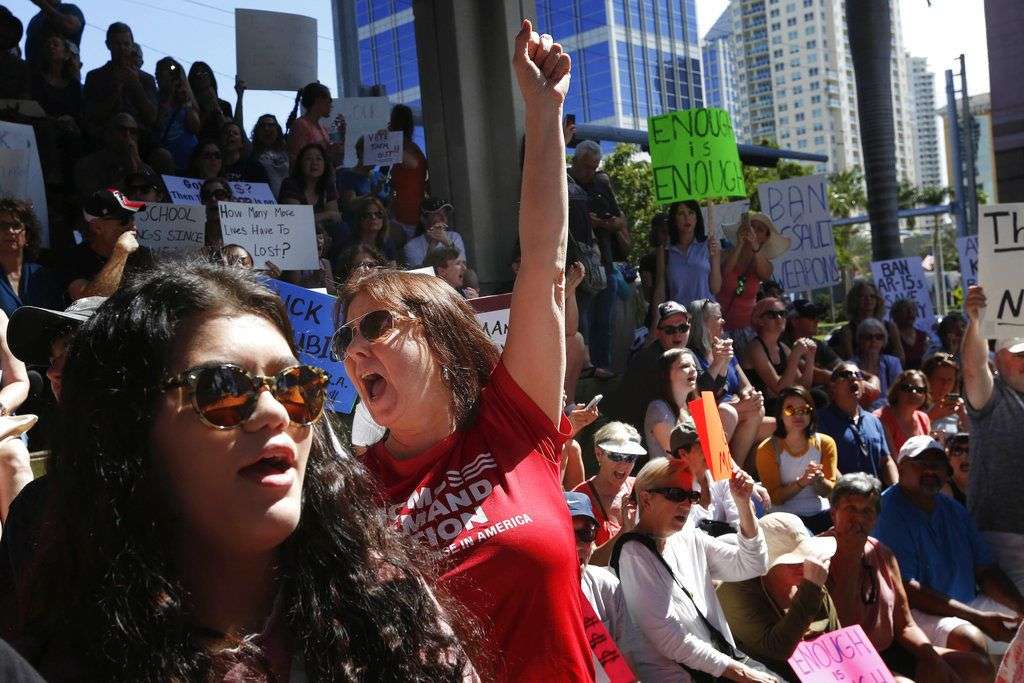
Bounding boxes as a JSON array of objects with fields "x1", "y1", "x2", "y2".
[
  {"x1": 856, "y1": 317, "x2": 888, "y2": 346},
  {"x1": 830, "y1": 472, "x2": 882, "y2": 513},
  {"x1": 574, "y1": 139, "x2": 602, "y2": 163}
]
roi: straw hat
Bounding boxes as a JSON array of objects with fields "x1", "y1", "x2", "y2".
[{"x1": 723, "y1": 211, "x2": 791, "y2": 260}]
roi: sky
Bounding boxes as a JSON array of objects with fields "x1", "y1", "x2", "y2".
[
  {"x1": 696, "y1": 0, "x2": 991, "y2": 100},
  {"x1": 7, "y1": 0, "x2": 342, "y2": 133}
]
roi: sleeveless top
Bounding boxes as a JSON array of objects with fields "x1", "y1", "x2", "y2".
[
  {"x1": 873, "y1": 406, "x2": 930, "y2": 454},
  {"x1": 390, "y1": 142, "x2": 427, "y2": 225},
  {"x1": 745, "y1": 336, "x2": 787, "y2": 414},
  {"x1": 717, "y1": 262, "x2": 761, "y2": 333}
]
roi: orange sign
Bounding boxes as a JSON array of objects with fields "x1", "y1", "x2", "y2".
[{"x1": 687, "y1": 391, "x2": 734, "y2": 481}]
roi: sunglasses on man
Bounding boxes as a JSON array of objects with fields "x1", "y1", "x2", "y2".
[
  {"x1": 658, "y1": 322, "x2": 690, "y2": 335},
  {"x1": 574, "y1": 523, "x2": 598, "y2": 544}
]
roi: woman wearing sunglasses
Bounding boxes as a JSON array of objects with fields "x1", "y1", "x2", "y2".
[
  {"x1": 851, "y1": 317, "x2": 903, "y2": 411},
  {"x1": 874, "y1": 369, "x2": 932, "y2": 455},
  {"x1": 612, "y1": 458, "x2": 775, "y2": 682},
  {"x1": 756, "y1": 386, "x2": 837, "y2": 534},
  {"x1": 572, "y1": 422, "x2": 644, "y2": 566},
  {"x1": 14, "y1": 262, "x2": 473, "y2": 680},
  {"x1": 341, "y1": 195, "x2": 401, "y2": 264},
  {"x1": 823, "y1": 473, "x2": 991, "y2": 682},
  {"x1": 334, "y1": 22, "x2": 592, "y2": 681},
  {"x1": 742, "y1": 297, "x2": 816, "y2": 418}
]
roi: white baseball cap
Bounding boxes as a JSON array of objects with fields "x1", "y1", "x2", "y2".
[
  {"x1": 996, "y1": 338, "x2": 1024, "y2": 354},
  {"x1": 897, "y1": 435, "x2": 946, "y2": 465}
]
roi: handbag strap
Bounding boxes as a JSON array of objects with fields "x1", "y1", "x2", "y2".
[
  {"x1": 586, "y1": 480, "x2": 611, "y2": 522},
  {"x1": 610, "y1": 532, "x2": 738, "y2": 659}
]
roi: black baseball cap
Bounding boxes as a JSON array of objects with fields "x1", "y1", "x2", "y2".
[
  {"x1": 82, "y1": 189, "x2": 145, "y2": 224},
  {"x1": 9, "y1": 297, "x2": 107, "y2": 367},
  {"x1": 789, "y1": 299, "x2": 826, "y2": 319},
  {"x1": 421, "y1": 197, "x2": 453, "y2": 214}
]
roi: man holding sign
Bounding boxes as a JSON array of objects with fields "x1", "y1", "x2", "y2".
[{"x1": 962, "y1": 284, "x2": 1024, "y2": 596}]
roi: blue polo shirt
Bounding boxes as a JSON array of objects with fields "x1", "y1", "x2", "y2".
[
  {"x1": 816, "y1": 404, "x2": 890, "y2": 478},
  {"x1": 873, "y1": 485, "x2": 994, "y2": 604}
]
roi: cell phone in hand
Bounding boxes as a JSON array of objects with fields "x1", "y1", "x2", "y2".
[{"x1": 585, "y1": 394, "x2": 603, "y2": 411}]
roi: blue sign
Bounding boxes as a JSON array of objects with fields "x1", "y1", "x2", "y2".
[{"x1": 264, "y1": 279, "x2": 357, "y2": 414}]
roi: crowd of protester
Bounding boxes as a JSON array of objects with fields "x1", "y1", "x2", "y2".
[{"x1": 0, "y1": 4, "x2": 1022, "y2": 681}]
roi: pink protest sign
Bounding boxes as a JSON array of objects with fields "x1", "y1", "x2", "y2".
[{"x1": 787, "y1": 625, "x2": 895, "y2": 683}]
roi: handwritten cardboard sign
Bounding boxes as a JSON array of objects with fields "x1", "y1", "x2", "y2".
[
  {"x1": 687, "y1": 391, "x2": 733, "y2": 481},
  {"x1": 227, "y1": 181, "x2": 276, "y2": 205},
  {"x1": 163, "y1": 175, "x2": 204, "y2": 204},
  {"x1": 235, "y1": 9, "x2": 317, "y2": 91},
  {"x1": 263, "y1": 279, "x2": 356, "y2": 414},
  {"x1": 363, "y1": 130, "x2": 403, "y2": 166},
  {"x1": 0, "y1": 149, "x2": 29, "y2": 202},
  {"x1": 788, "y1": 625, "x2": 895, "y2": 683},
  {"x1": 0, "y1": 122, "x2": 48, "y2": 245},
  {"x1": 332, "y1": 97, "x2": 392, "y2": 168},
  {"x1": 217, "y1": 202, "x2": 319, "y2": 271},
  {"x1": 648, "y1": 108, "x2": 745, "y2": 204},
  {"x1": 978, "y1": 203, "x2": 1024, "y2": 337},
  {"x1": 956, "y1": 235, "x2": 978, "y2": 290},
  {"x1": 759, "y1": 174, "x2": 840, "y2": 292},
  {"x1": 469, "y1": 293, "x2": 512, "y2": 350},
  {"x1": 870, "y1": 257, "x2": 936, "y2": 336},
  {"x1": 134, "y1": 203, "x2": 205, "y2": 256},
  {"x1": 163, "y1": 175, "x2": 276, "y2": 205}
]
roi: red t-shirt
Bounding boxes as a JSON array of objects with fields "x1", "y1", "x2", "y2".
[{"x1": 361, "y1": 362, "x2": 594, "y2": 682}]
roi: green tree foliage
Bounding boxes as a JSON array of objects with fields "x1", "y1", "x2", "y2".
[{"x1": 827, "y1": 168, "x2": 868, "y2": 281}]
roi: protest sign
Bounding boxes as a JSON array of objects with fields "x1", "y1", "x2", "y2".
[
  {"x1": 363, "y1": 130, "x2": 403, "y2": 166},
  {"x1": 469, "y1": 293, "x2": 512, "y2": 350},
  {"x1": 870, "y1": 257, "x2": 936, "y2": 335},
  {"x1": 235, "y1": 9, "x2": 317, "y2": 91},
  {"x1": 956, "y1": 235, "x2": 978, "y2": 290},
  {"x1": 263, "y1": 279, "x2": 356, "y2": 414},
  {"x1": 0, "y1": 122, "x2": 48, "y2": 245},
  {"x1": 228, "y1": 181, "x2": 276, "y2": 205},
  {"x1": 163, "y1": 176, "x2": 276, "y2": 205},
  {"x1": 134, "y1": 203, "x2": 205, "y2": 256},
  {"x1": 217, "y1": 202, "x2": 319, "y2": 271},
  {"x1": 788, "y1": 625, "x2": 895, "y2": 683},
  {"x1": 163, "y1": 175, "x2": 203, "y2": 204},
  {"x1": 0, "y1": 149, "x2": 29, "y2": 202},
  {"x1": 758, "y1": 174, "x2": 840, "y2": 292},
  {"x1": 332, "y1": 97, "x2": 392, "y2": 168},
  {"x1": 648, "y1": 107, "x2": 745, "y2": 204},
  {"x1": 687, "y1": 391, "x2": 733, "y2": 481},
  {"x1": 978, "y1": 203, "x2": 1024, "y2": 337}
]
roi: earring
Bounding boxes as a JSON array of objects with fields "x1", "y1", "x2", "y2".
[{"x1": 441, "y1": 366, "x2": 452, "y2": 384}]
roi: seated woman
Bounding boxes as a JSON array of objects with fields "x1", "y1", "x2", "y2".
[
  {"x1": 717, "y1": 512, "x2": 840, "y2": 678},
  {"x1": 334, "y1": 243, "x2": 387, "y2": 286},
  {"x1": 891, "y1": 299, "x2": 929, "y2": 370},
  {"x1": 573, "y1": 422, "x2": 644, "y2": 566},
  {"x1": 874, "y1": 369, "x2": 932, "y2": 455},
  {"x1": 278, "y1": 143, "x2": 343, "y2": 238},
  {"x1": 187, "y1": 141, "x2": 223, "y2": 181},
  {"x1": 851, "y1": 317, "x2": 904, "y2": 411},
  {"x1": 922, "y1": 352, "x2": 967, "y2": 439},
  {"x1": 688, "y1": 298, "x2": 769, "y2": 469},
  {"x1": 0, "y1": 198, "x2": 64, "y2": 317},
  {"x1": 402, "y1": 198, "x2": 467, "y2": 269},
  {"x1": 612, "y1": 458, "x2": 774, "y2": 682},
  {"x1": 644, "y1": 348, "x2": 699, "y2": 461},
  {"x1": 742, "y1": 297, "x2": 816, "y2": 417},
  {"x1": 822, "y1": 473, "x2": 993, "y2": 682},
  {"x1": 828, "y1": 279, "x2": 904, "y2": 364},
  {"x1": 343, "y1": 196, "x2": 402, "y2": 264},
  {"x1": 12, "y1": 262, "x2": 473, "y2": 679},
  {"x1": 941, "y1": 432, "x2": 970, "y2": 507},
  {"x1": 756, "y1": 386, "x2": 838, "y2": 534}
]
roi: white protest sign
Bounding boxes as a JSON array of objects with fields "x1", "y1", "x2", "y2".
[
  {"x1": 956, "y1": 235, "x2": 978, "y2": 290},
  {"x1": 227, "y1": 181, "x2": 276, "y2": 205},
  {"x1": 235, "y1": 9, "x2": 317, "y2": 92},
  {"x1": 702, "y1": 199, "x2": 750, "y2": 239},
  {"x1": 363, "y1": 130, "x2": 403, "y2": 166},
  {"x1": 0, "y1": 121, "x2": 48, "y2": 245},
  {"x1": 0, "y1": 149, "x2": 30, "y2": 201},
  {"x1": 870, "y1": 257, "x2": 936, "y2": 334},
  {"x1": 758, "y1": 174, "x2": 840, "y2": 292},
  {"x1": 217, "y1": 202, "x2": 319, "y2": 271},
  {"x1": 163, "y1": 175, "x2": 203, "y2": 204},
  {"x1": 332, "y1": 97, "x2": 392, "y2": 168},
  {"x1": 134, "y1": 203, "x2": 206, "y2": 256},
  {"x1": 470, "y1": 294, "x2": 512, "y2": 350},
  {"x1": 978, "y1": 203, "x2": 1024, "y2": 337},
  {"x1": 163, "y1": 175, "x2": 277, "y2": 205}
]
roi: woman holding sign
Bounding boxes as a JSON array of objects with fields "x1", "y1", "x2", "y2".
[
  {"x1": 334, "y1": 21, "x2": 592, "y2": 680},
  {"x1": 717, "y1": 212, "x2": 789, "y2": 340},
  {"x1": 665, "y1": 200, "x2": 722, "y2": 307}
]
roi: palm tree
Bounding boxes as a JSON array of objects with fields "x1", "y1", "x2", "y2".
[{"x1": 846, "y1": 0, "x2": 901, "y2": 260}]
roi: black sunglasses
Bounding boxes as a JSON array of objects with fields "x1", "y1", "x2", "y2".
[
  {"x1": 331, "y1": 309, "x2": 410, "y2": 360},
  {"x1": 832, "y1": 369, "x2": 864, "y2": 381},
  {"x1": 899, "y1": 384, "x2": 926, "y2": 394},
  {"x1": 761, "y1": 309, "x2": 787, "y2": 320},
  {"x1": 659, "y1": 323, "x2": 691, "y2": 335},
  {"x1": 649, "y1": 487, "x2": 701, "y2": 503},
  {"x1": 361, "y1": 211, "x2": 384, "y2": 219},
  {"x1": 605, "y1": 451, "x2": 637, "y2": 463},
  {"x1": 162, "y1": 364, "x2": 328, "y2": 429},
  {"x1": 574, "y1": 523, "x2": 598, "y2": 544}
]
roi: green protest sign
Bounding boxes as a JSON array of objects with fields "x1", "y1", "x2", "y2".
[{"x1": 648, "y1": 108, "x2": 746, "y2": 204}]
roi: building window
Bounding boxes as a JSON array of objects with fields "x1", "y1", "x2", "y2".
[
  {"x1": 795, "y1": 112, "x2": 805, "y2": 121},
  {"x1": 787, "y1": 17, "x2": 797, "y2": 26},
  {"x1": 810, "y1": 94, "x2": 821, "y2": 103},
  {"x1": 809, "y1": 67, "x2": 819, "y2": 76},
  {"x1": 814, "y1": 135, "x2": 825, "y2": 145},
  {"x1": 806, "y1": 39, "x2": 817, "y2": 48}
]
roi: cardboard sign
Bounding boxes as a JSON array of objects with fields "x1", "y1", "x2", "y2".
[
  {"x1": 978, "y1": 203, "x2": 1024, "y2": 337},
  {"x1": 956, "y1": 235, "x2": 978, "y2": 290},
  {"x1": 470, "y1": 293, "x2": 512, "y2": 350},
  {"x1": 0, "y1": 149, "x2": 30, "y2": 202},
  {"x1": 870, "y1": 257, "x2": 937, "y2": 335},
  {"x1": 227, "y1": 181, "x2": 276, "y2": 205},
  {"x1": 687, "y1": 391, "x2": 733, "y2": 481},
  {"x1": 758, "y1": 174, "x2": 840, "y2": 292},
  {"x1": 648, "y1": 107, "x2": 745, "y2": 204},
  {"x1": 363, "y1": 130, "x2": 403, "y2": 166},
  {"x1": 163, "y1": 175, "x2": 276, "y2": 205},
  {"x1": 788, "y1": 625, "x2": 895, "y2": 683},
  {"x1": 263, "y1": 279, "x2": 356, "y2": 414},
  {"x1": 235, "y1": 9, "x2": 317, "y2": 91},
  {"x1": 0, "y1": 122, "x2": 48, "y2": 245},
  {"x1": 163, "y1": 175, "x2": 204, "y2": 204},
  {"x1": 217, "y1": 202, "x2": 319, "y2": 270},
  {"x1": 134, "y1": 203, "x2": 205, "y2": 256},
  {"x1": 332, "y1": 97, "x2": 392, "y2": 168}
]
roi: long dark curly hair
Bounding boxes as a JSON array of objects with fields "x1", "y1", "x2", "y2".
[{"x1": 15, "y1": 261, "x2": 474, "y2": 681}]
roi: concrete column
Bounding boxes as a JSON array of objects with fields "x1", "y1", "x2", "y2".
[{"x1": 412, "y1": 0, "x2": 538, "y2": 291}]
